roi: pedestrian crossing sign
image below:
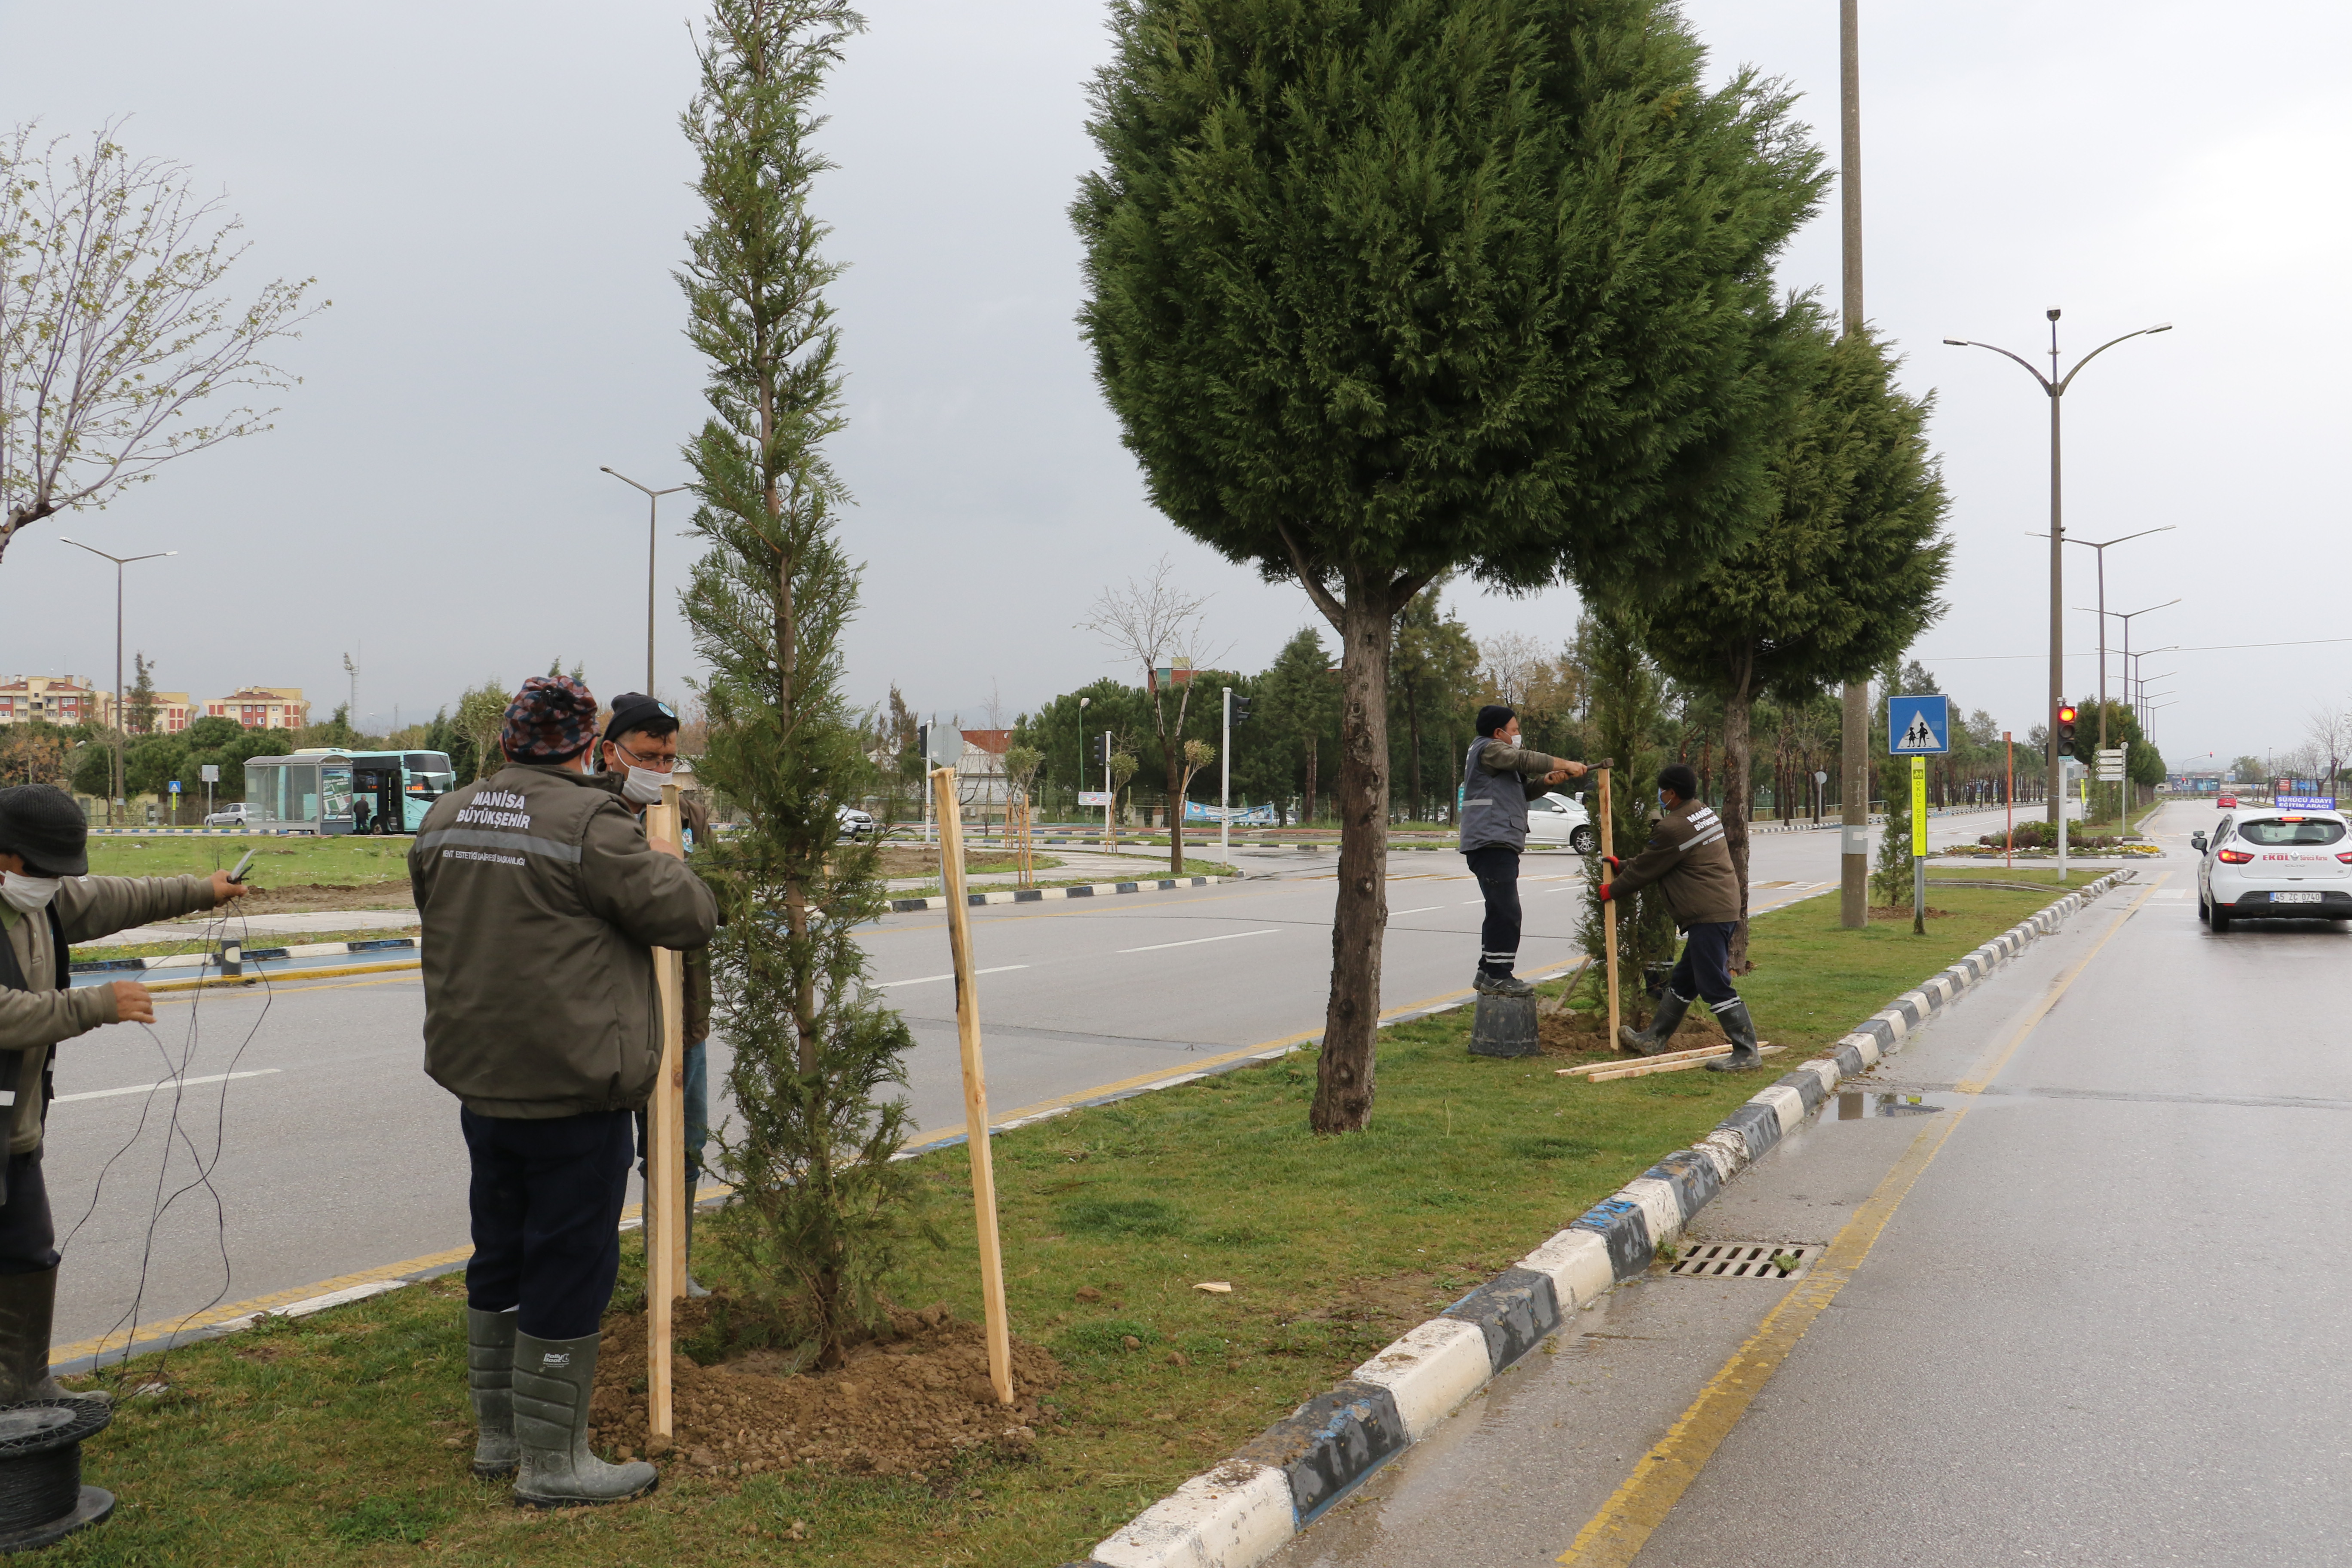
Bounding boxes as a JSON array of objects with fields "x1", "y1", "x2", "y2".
[{"x1": 1888, "y1": 694, "x2": 1951, "y2": 756}]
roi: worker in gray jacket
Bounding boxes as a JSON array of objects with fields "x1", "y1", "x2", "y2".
[
  {"x1": 0, "y1": 784, "x2": 249, "y2": 1404},
  {"x1": 411, "y1": 676, "x2": 717, "y2": 1507},
  {"x1": 1460, "y1": 704, "x2": 1586, "y2": 996}
]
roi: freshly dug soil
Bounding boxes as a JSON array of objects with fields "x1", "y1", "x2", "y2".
[
  {"x1": 1866, "y1": 905, "x2": 1951, "y2": 921},
  {"x1": 1537, "y1": 1003, "x2": 1727, "y2": 1056},
  {"x1": 873, "y1": 845, "x2": 1024, "y2": 878},
  {"x1": 589, "y1": 1298, "x2": 1064, "y2": 1483}
]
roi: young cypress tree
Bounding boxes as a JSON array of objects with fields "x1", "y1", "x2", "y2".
[{"x1": 677, "y1": 0, "x2": 927, "y2": 1363}]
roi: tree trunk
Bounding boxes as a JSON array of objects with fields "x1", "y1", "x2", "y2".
[
  {"x1": 1407, "y1": 685, "x2": 1424, "y2": 824},
  {"x1": 1304, "y1": 737, "x2": 1318, "y2": 824},
  {"x1": 1167, "y1": 746, "x2": 1186, "y2": 875},
  {"x1": 1722, "y1": 658, "x2": 1756, "y2": 974},
  {"x1": 1312, "y1": 581, "x2": 1393, "y2": 1135}
]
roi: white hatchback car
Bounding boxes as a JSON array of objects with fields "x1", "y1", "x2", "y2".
[
  {"x1": 1525, "y1": 791, "x2": 1599, "y2": 854},
  {"x1": 2193, "y1": 808, "x2": 2352, "y2": 929}
]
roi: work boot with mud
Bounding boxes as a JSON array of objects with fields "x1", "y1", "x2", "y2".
[
  {"x1": 511, "y1": 1331, "x2": 657, "y2": 1507},
  {"x1": 467, "y1": 1307, "x2": 518, "y2": 1479},
  {"x1": 1703, "y1": 998, "x2": 1763, "y2": 1072},
  {"x1": 0, "y1": 1266, "x2": 108, "y2": 1409},
  {"x1": 1473, "y1": 969, "x2": 1534, "y2": 998},
  {"x1": 1618, "y1": 989, "x2": 1692, "y2": 1056}
]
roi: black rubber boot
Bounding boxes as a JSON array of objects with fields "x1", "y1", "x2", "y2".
[
  {"x1": 1618, "y1": 990, "x2": 1693, "y2": 1056},
  {"x1": 467, "y1": 1308, "x2": 518, "y2": 1479},
  {"x1": 511, "y1": 1331, "x2": 657, "y2": 1507},
  {"x1": 0, "y1": 1267, "x2": 107, "y2": 1409},
  {"x1": 1704, "y1": 998, "x2": 1763, "y2": 1072}
]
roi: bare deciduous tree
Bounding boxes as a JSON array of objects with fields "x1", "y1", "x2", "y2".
[
  {"x1": 1078, "y1": 556, "x2": 1231, "y2": 873},
  {"x1": 0, "y1": 122, "x2": 324, "y2": 564},
  {"x1": 1476, "y1": 631, "x2": 1547, "y2": 707}
]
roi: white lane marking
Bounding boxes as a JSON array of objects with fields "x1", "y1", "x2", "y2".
[
  {"x1": 1460, "y1": 899, "x2": 1486, "y2": 905},
  {"x1": 1118, "y1": 929, "x2": 1280, "y2": 954},
  {"x1": 57, "y1": 1069, "x2": 282, "y2": 1105},
  {"x1": 1393, "y1": 906, "x2": 1443, "y2": 915},
  {"x1": 876, "y1": 965, "x2": 1030, "y2": 988}
]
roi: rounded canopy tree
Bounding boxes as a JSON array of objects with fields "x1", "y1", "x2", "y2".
[{"x1": 1074, "y1": 0, "x2": 1825, "y2": 1131}]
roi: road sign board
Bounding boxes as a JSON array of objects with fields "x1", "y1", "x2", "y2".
[
  {"x1": 167, "y1": 780, "x2": 180, "y2": 794},
  {"x1": 200, "y1": 764, "x2": 220, "y2": 783},
  {"x1": 1078, "y1": 790, "x2": 1112, "y2": 807},
  {"x1": 1888, "y1": 694, "x2": 1951, "y2": 755}
]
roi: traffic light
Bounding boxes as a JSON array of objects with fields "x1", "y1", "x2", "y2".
[
  {"x1": 914, "y1": 724, "x2": 928, "y2": 762},
  {"x1": 2056, "y1": 704, "x2": 2078, "y2": 747},
  {"x1": 1230, "y1": 694, "x2": 1253, "y2": 725},
  {"x1": 1090, "y1": 734, "x2": 1109, "y2": 768}
]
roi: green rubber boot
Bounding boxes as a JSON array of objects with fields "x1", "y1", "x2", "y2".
[
  {"x1": 1703, "y1": 999, "x2": 1762, "y2": 1072},
  {"x1": 511, "y1": 1331, "x2": 657, "y2": 1507},
  {"x1": 0, "y1": 1267, "x2": 108, "y2": 1409},
  {"x1": 466, "y1": 1308, "x2": 518, "y2": 1479},
  {"x1": 1617, "y1": 989, "x2": 1693, "y2": 1056}
]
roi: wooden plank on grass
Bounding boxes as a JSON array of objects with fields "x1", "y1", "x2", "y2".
[{"x1": 1582, "y1": 1044, "x2": 1781, "y2": 1082}]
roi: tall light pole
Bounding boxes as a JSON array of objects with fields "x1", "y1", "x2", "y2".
[
  {"x1": 58, "y1": 539, "x2": 175, "y2": 827},
  {"x1": 600, "y1": 467, "x2": 690, "y2": 693},
  {"x1": 1836, "y1": 0, "x2": 1871, "y2": 930},
  {"x1": 1944, "y1": 313, "x2": 2173, "y2": 831},
  {"x1": 1077, "y1": 697, "x2": 1091, "y2": 813},
  {"x1": 343, "y1": 648, "x2": 361, "y2": 730},
  {"x1": 2040, "y1": 525, "x2": 2173, "y2": 756}
]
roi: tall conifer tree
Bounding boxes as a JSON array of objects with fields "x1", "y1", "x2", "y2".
[{"x1": 678, "y1": 0, "x2": 926, "y2": 1361}]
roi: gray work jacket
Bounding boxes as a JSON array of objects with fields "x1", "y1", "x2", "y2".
[{"x1": 1458, "y1": 738, "x2": 1570, "y2": 854}]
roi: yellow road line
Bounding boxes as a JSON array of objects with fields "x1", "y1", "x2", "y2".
[
  {"x1": 1556, "y1": 873, "x2": 2161, "y2": 1565},
  {"x1": 1557, "y1": 1109, "x2": 1967, "y2": 1565}
]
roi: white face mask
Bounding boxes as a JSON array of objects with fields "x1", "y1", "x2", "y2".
[
  {"x1": 620, "y1": 766, "x2": 667, "y2": 806},
  {"x1": 1, "y1": 873, "x2": 61, "y2": 914}
]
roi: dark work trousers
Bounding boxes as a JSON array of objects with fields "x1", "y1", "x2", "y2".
[
  {"x1": 0, "y1": 1148, "x2": 58, "y2": 1274},
  {"x1": 462, "y1": 1108, "x2": 633, "y2": 1341},
  {"x1": 1668, "y1": 921, "x2": 1742, "y2": 1009},
  {"x1": 1464, "y1": 846, "x2": 1523, "y2": 977}
]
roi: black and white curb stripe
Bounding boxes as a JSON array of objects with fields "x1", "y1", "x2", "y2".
[
  {"x1": 1066, "y1": 870, "x2": 2132, "y2": 1568},
  {"x1": 69, "y1": 936, "x2": 417, "y2": 979},
  {"x1": 888, "y1": 874, "x2": 1232, "y2": 914}
]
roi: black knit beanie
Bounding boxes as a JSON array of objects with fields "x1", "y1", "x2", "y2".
[{"x1": 0, "y1": 785, "x2": 89, "y2": 876}]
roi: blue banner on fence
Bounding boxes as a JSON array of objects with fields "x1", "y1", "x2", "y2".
[{"x1": 1183, "y1": 801, "x2": 1277, "y2": 824}]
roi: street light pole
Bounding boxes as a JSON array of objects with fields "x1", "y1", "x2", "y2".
[
  {"x1": 58, "y1": 539, "x2": 175, "y2": 827},
  {"x1": 1836, "y1": 0, "x2": 1871, "y2": 931},
  {"x1": 599, "y1": 467, "x2": 690, "y2": 693},
  {"x1": 1944, "y1": 313, "x2": 2173, "y2": 841},
  {"x1": 1220, "y1": 687, "x2": 1232, "y2": 864}
]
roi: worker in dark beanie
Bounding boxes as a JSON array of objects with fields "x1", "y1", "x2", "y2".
[
  {"x1": 1459, "y1": 704, "x2": 1585, "y2": 996},
  {"x1": 590, "y1": 694, "x2": 717, "y2": 1298},
  {"x1": 410, "y1": 675, "x2": 717, "y2": 1507},
  {"x1": 1596, "y1": 763, "x2": 1758, "y2": 1070},
  {"x1": 0, "y1": 783, "x2": 250, "y2": 1404}
]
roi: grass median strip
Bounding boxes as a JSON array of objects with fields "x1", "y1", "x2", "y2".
[{"x1": 61, "y1": 879, "x2": 2092, "y2": 1565}]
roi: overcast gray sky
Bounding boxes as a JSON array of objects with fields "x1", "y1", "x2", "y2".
[{"x1": 4, "y1": 1, "x2": 2343, "y2": 771}]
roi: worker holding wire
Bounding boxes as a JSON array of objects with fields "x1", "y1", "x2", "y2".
[{"x1": 0, "y1": 784, "x2": 251, "y2": 1406}]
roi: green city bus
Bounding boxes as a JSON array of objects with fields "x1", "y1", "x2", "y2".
[{"x1": 239, "y1": 747, "x2": 457, "y2": 835}]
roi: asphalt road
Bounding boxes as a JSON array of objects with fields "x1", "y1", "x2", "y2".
[
  {"x1": 1272, "y1": 797, "x2": 2352, "y2": 1568},
  {"x1": 43, "y1": 803, "x2": 2037, "y2": 1354}
]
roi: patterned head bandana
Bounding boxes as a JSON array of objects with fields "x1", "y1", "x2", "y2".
[{"x1": 499, "y1": 675, "x2": 600, "y2": 764}]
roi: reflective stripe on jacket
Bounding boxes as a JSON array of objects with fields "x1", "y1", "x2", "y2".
[{"x1": 1458, "y1": 738, "x2": 1567, "y2": 854}]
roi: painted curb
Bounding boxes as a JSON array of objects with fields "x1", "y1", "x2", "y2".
[
  {"x1": 70, "y1": 936, "x2": 416, "y2": 976},
  {"x1": 1063, "y1": 870, "x2": 2135, "y2": 1568},
  {"x1": 887, "y1": 874, "x2": 1233, "y2": 913}
]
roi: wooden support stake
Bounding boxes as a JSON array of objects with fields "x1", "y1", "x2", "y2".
[
  {"x1": 1597, "y1": 764, "x2": 1619, "y2": 1048},
  {"x1": 1584, "y1": 1044, "x2": 1781, "y2": 1083},
  {"x1": 931, "y1": 767, "x2": 1015, "y2": 1406},
  {"x1": 644, "y1": 787, "x2": 688, "y2": 1440}
]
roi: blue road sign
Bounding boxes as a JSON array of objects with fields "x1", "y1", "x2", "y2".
[{"x1": 1888, "y1": 694, "x2": 1951, "y2": 756}]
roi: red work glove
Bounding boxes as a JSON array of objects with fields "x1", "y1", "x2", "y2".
[
  {"x1": 1597, "y1": 882, "x2": 1615, "y2": 903},
  {"x1": 1602, "y1": 855, "x2": 1623, "y2": 874}
]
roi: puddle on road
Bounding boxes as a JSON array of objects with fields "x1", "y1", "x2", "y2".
[{"x1": 1838, "y1": 1090, "x2": 1943, "y2": 1119}]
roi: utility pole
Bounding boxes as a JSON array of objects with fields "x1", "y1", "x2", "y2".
[
  {"x1": 59, "y1": 539, "x2": 175, "y2": 827},
  {"x1": 1945, "y1": 315, "x2": 2172, "y2": 847},
  {"x1": 1220, "y1": 687, "x2": 1232, "y2": 864},
  {"x1": 600, "y1": 467, "x2": 691, "y2": 693},
  {"x1": 1077, "y1": 697, "x2": 1091, "y2": 819},
  {"x1": 343, "y1": 648, "x2": 360, "y2": 728},
  {"x1": 1837, "y1": 0, "x2": 1871, "y2": 930}
]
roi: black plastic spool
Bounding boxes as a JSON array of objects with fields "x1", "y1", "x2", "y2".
[{"x1": 0, "y1": 1401, "x2": 113, "y2": 1554}]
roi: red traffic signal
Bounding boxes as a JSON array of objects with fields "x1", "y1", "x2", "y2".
[{"x1": 2056, "y1": 704, "x2": 2078, "y2": 746}]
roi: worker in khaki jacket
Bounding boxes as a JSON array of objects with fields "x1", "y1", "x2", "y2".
[
  {"x1": 410, "y1": 677, "x2": 716, "y2": 1508},
  {"x1": 1597, "y1": 764, "x2": 1758, "y2": 1070},
  {"x1": 589, "y1": 694, "x2": 717, "y2": 1298},
  {"x1": 0, "y1": 784, "x2": 249, "y2": 1403}
]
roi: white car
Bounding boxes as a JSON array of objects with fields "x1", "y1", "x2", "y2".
[
  {"x1": 836, "y1": 805, "x2": 876, "y2": 840},
  {"x1": 2193, "y1": 808, "x2": 2352, "y2": 930},
  {"x1": 1525, "y1": 791, "x2": 1599, "y2": 854},
  {"x1": 202, "y1": 804, "x2": 251, "y2": 827}
]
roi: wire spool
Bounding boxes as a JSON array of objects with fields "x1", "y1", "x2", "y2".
[{"x1": 0, "y1": 1401, "x2": 113, "y2": 1553}]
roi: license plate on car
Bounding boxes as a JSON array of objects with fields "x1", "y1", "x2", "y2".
[{"x1": 2272, "y1": 891, "x2": 2324, "y2": 903}]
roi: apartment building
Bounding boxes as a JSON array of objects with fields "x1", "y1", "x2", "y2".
[
  {"x1": 207, "y1": 687, "x2": 310, "y2": 730},
  {"x1": 0, "y1": 676, "x2": 111, "y2": 727},
  {"x1": 0, "y1": 678, "x2": 305, "y2": 733}
]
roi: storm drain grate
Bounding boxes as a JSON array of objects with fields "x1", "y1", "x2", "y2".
[{"x1": 1666, "y1": 1242, "x2": 1814, "y2": 1281}]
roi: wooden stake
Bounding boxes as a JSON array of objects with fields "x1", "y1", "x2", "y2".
[
  {"x1": 645, "y1": 786, "x2": 689, "y2": 1439},
  {"x1": 1597, "y1": 763, "x2": 1619, "y2": 1048},
  {"x1": 931, "y1": 767, "x2": 1015, "y2": 1406},
  {"x1": 1583, "y1": 1044, "x2": 1781, "y2": 1082}
]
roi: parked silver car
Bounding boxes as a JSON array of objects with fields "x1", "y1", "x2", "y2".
[
  {"x1": 1526, "y1": 790, "x2": 1599, "y2": 854},
  {"x1": 202, "y1": 803, "x2": 252, "y2": 827},
  {"x1": 836, "y1": 805, "x2": 876, "y2": 840}
]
